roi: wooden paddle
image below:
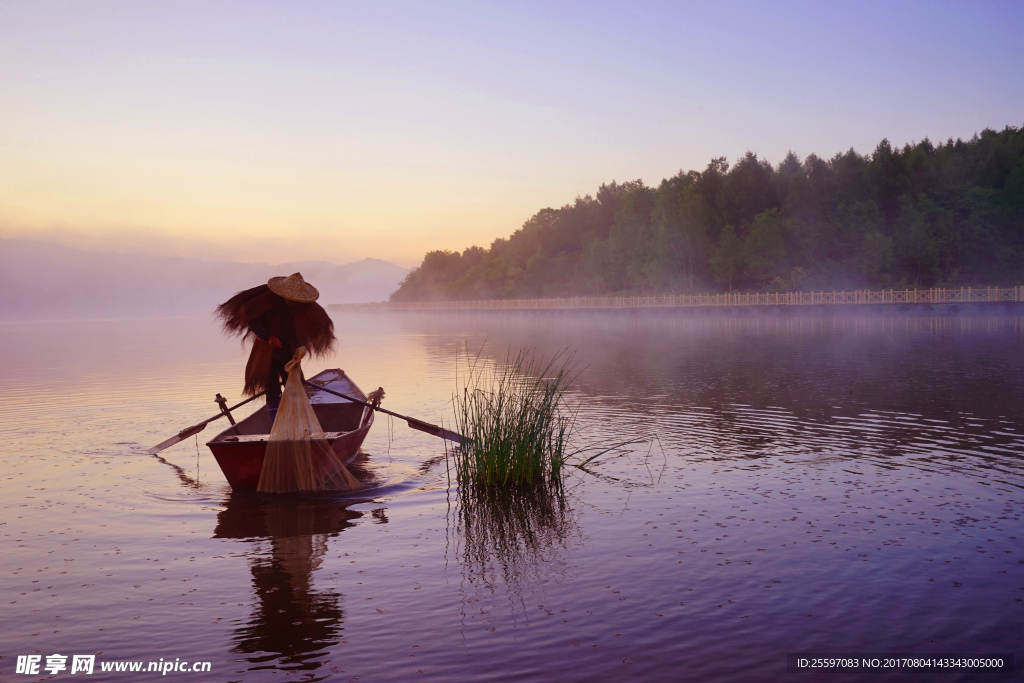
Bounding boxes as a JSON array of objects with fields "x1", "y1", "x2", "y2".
[
  {"x1": 146, "y1": 392, "x2": 263, "y2": 454},
  {"x1": 303, "y1": 380, "x2": 468, "y2": 445}
]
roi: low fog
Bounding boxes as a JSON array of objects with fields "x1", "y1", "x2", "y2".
[{"x1": 0, "y1": 239, "x2": 409, "y2": 320}]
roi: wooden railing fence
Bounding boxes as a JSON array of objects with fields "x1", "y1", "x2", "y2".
[{"x1": 333, "y1": 286, "x2": 1024, "y2": 312}]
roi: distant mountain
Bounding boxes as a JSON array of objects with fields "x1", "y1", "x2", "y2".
[{"x1": 0, "y1": 239, "x2": 409, "y2": 320}]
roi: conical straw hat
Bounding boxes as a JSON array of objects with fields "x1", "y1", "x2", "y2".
[{"x1": 268, "y1": 272, "x2": 319, "y2": 303}]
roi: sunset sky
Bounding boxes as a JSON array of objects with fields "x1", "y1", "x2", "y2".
[{"x1": 2, "y1": 1, "x2": 1022, "y2": 267}]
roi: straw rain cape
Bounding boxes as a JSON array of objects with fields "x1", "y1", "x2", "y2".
[{"x1": 216, "y1": 284, "x2": 335, "y2": 396}]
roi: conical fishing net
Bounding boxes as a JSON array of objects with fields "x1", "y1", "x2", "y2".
[{"x1": 257, "y1": 347, "x2": 361, "y2": 493}]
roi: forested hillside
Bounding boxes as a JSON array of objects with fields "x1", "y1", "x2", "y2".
[{"x1": 392, "y1": 126, "x2": 1024, "y2": 300}]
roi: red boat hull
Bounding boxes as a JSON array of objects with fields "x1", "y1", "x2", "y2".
[{"x1": 206, "y1": 369, "x2": 374, "y2": 492}]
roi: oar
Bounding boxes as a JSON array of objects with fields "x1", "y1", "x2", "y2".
[
  {"x1": 147, "y1": 392, "x2": 264, "y2": 454},
  {"x1": 303, "y1": 380, "x2": 468, "y2": 446}
]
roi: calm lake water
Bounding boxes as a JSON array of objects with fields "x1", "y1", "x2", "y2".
[{"x1": 1, "y1": 310, "x2": 1022, "y2": 682}]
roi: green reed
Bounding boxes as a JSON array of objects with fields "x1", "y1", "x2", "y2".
[{"x1": 451, "y1": 348, "x2": 580, "y2": 489}]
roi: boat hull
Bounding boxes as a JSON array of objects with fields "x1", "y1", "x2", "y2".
[{"x1": 207, "y1": 369, "x2": 374, "y2": 492}]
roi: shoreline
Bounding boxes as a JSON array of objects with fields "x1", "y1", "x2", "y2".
[{"x1": 330, "y1": 286, "x2": 1024, "y2": 317}]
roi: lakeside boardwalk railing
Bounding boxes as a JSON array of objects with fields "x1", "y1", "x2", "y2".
[{"x1": 334, "y1": 286, "x2": 1024, "y2": 312}]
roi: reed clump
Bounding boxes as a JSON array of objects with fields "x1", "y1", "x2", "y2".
[{"x1": 451, "y1": 348, "x2": 579, "y2": 489}]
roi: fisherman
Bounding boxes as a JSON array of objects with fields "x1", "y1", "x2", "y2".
[{"x1": 216, "y1": 273, "x2": 336, "y2": 424}]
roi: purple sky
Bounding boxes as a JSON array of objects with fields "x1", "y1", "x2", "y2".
[{"x1": 1, "y1": 0, "x2": 1021, "y2": 266}]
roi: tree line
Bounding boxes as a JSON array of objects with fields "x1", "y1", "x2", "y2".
[{"x1": 392, "y1": 126, "x2": 1024, "y2": 301}]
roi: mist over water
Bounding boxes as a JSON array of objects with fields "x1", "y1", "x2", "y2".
[
  {"x1": 0, "y1": 239, "x2": 409, "y2": 320},
  {"x1": 1, "y1": 310, "x2": 1021, "y2": 681}
]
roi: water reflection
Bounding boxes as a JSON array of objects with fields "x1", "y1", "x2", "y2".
[
  {"x1": 214, "y1": 495, "x2": 365, "y2": 678},
  {"x1": 397, "y1": 311, "x2": 1024, "y2": 424},
  {"x1": 452, "y1": 481, "x2": 582, "y2": 608},
  {"x1": 397, "y1": 311, "x2": 1024, "y2": 486}
]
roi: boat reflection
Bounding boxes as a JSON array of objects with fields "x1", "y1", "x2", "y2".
[{"x1": 213, "y1": 494, "x2": 366, "y2": 678}]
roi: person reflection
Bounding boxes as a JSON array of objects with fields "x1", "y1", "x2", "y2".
[{"x1": 213, "y1": 495, "x2": 366, "y2": 675}]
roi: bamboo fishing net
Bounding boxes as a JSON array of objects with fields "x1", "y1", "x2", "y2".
[{"x1": 257, "y1": 347, "x2": 361, "y2": 493}]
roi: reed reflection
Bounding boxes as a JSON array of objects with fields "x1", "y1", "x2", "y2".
[
  {"x1": 452, "y1": 480, "x2": 582, "y2": 604},
  {"x1": 214, "y1": 495, "x2": 365, "y2": 678}
]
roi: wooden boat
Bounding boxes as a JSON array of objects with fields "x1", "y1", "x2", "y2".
[{"x1": 206, "y1": 369, "x2": 374, "y2": 491}]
